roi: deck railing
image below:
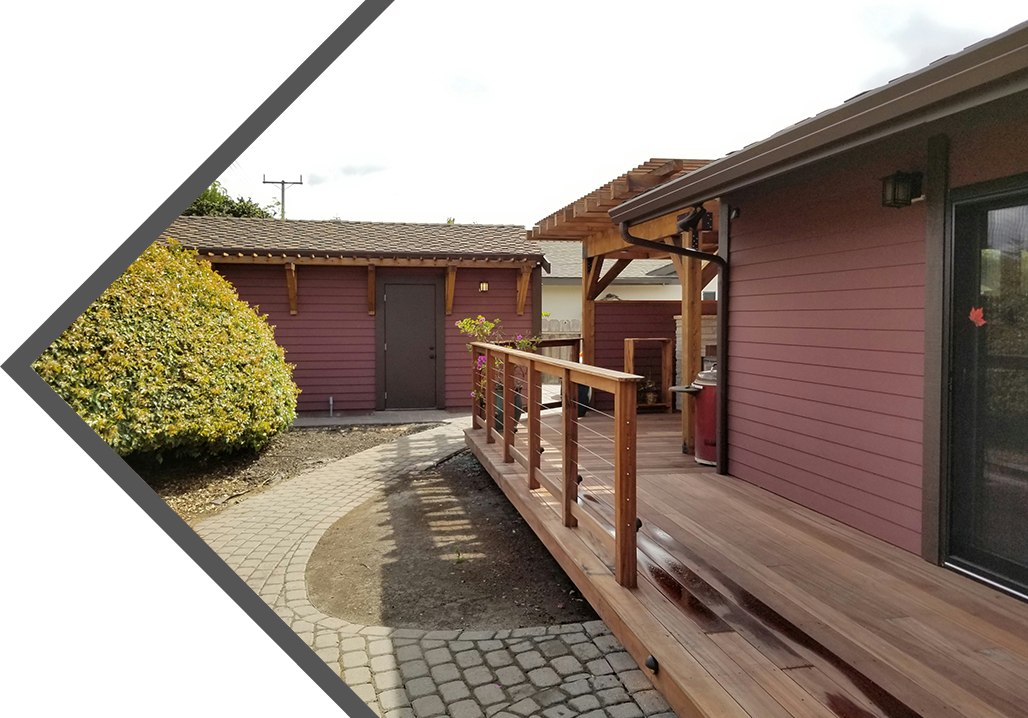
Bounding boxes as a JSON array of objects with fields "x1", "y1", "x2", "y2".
[{"x1": 470, "y1": 341, "x2": 640, "y2": 587}]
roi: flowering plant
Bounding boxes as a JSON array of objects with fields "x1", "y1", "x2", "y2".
[{"x1": 456, "y1": 315, "x2": 540, "y2": 402}]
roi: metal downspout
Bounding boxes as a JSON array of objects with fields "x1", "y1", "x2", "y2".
[{"x1": 618, "y1": 213, "x2": 730, "y2": 476}]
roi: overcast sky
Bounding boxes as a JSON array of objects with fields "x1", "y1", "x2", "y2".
[{"x1": 217, "y1": 1, "x2": 1025, "y2": 227}]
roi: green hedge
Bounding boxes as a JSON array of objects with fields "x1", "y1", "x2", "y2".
[{"x1": 34, "y1": 241, "x2": 299, "y2": 458}]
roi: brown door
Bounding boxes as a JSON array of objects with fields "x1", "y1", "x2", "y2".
[
  {"x1": 383, "y1": 283, "x2": 438, "y2": 408},
  {"x1": 949, "y1": 189, "x2": 1028, "y2": 597}
]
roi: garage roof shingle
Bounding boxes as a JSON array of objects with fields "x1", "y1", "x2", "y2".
[{"x1": 161, "y1": 216, "x2": 544, "y2": 259}]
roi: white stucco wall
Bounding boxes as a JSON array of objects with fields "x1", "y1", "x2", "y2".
[
  {"x1": 542, "y1": 283, "x2": 684, "y2": 322},
  {"x1": 543, "y1": 278, "x2": 717, "y2": 323}
]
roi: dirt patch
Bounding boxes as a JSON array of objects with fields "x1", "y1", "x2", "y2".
[
  {"x1": 306, "y1": 451, "x2": 597, "y2": 630},
  {"x1": 132, "y1": 424, "x2": 439, "y2": 525}
]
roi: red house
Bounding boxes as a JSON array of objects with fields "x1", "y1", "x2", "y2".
[
  {"x1": 465, "y1": 21, "x2": 1028, "y2": 718},
  {"x1": 611, "y1": 21, "x2": 1028, "y2": 589},
  {"x1": 161, "y1": 216, "x2": 546, "y2": 413}
]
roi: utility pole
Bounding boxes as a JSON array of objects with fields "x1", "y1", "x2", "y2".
[{"x1": 262, "y1": 175, "x2": 303, "y2": 219}]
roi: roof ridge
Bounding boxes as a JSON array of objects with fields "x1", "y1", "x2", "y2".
[{"x1": 176, "y1": 215, "x2": 527, "y2": 229}]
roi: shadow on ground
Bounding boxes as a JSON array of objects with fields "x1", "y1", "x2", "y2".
[{"x1": 305, "y1": 450, "x2": 597, "y2": 630}]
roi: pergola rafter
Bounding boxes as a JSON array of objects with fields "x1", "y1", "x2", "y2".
[{"x1": 531, "y1": 158, "x2": 718, "y2": 454}]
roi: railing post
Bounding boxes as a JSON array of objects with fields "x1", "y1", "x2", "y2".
[
  {"x1": 562, "y1": 368, "x2": 578, "y2": 528},
  {"x1": 471, "y1": 346, "x2": 482, "y2": 430},
  {"x1": 503, "y1": 356, "x2": 514, "y2": 462},
  {"x1": 485, "y1": 348, "x2": 496, "y2": 443},
  {"x1": 614, "y1": 378, "x2": 638, "y2": 588},
  {"x1": 527, "y1": 359, "x2": 541, "y2": 490}
]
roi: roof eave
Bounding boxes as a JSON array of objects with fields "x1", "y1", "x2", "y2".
[
  {"x1": 610, "y1": 20, "x2": 1028, "y2": 225},
  {"x1": 191, "y1": 245, "x2": 550, "y2": 270}
]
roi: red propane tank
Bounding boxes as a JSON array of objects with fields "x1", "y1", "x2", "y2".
[{"x1": 692, "y1": 367, "x2": 717, "y2": 466}]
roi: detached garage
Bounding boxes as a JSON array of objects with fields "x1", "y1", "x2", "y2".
[{"x1": 161, "y1": 216, "x2": 547, "y2": 413}]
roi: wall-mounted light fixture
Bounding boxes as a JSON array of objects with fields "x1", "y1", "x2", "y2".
[
  {"x1": 881, "y1": 171, "x2": 924, "y2": 208},
  {"x1": 479, "y1": 281, "x2": 489, "y2": 292}
]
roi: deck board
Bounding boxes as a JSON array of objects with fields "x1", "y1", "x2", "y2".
[{"x1": 465, "y1": 411, "x2": 1028, "y2": 718}]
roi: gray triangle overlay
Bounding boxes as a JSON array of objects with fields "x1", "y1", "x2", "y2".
[{"x1": 6, "y1": 2, "x2": 400, "y2": 711}]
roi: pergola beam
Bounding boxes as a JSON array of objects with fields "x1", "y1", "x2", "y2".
[
  {"x1": 528, "y1": 159, "x2": 709, "y2": 241},
  {"x1": 589, "y1": 258, "x2": 632, "y2": 300}
]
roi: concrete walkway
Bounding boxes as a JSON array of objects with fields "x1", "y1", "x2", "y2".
[{"x1": 195, "y1": 419, "x2": 673, "y2": 718}]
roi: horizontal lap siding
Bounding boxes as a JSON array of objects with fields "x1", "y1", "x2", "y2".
[
  {"x1": 594, "y1": 301, "x2": 680, "y2": 409},
  {"x1": 214, "y1": 264, "x2": 375, "y2": 412},
  {"x1": 726, "y1": 154, "x2": 927, "y2": 553},
  {"x1": 446, "y1": 268, "x2": 534, "y2": 409}
]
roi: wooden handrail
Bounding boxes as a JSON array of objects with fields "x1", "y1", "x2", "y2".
[
  {"x1": 471, "y1": 342, "x2": 639, "y2": 384},
  {"x1": 471, "y1": 342, "x2": 639, "y2": 588}
]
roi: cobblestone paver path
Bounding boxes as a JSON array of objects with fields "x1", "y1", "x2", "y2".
[{"x1": 196, "y1": 420, "x2": 674, "y2": 718}]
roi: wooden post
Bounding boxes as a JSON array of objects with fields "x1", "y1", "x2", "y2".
[
  {"x1": 516, "y1": 265, "x2": 531, "y2": 315},
  {"x1": 285, "y1": 263, "x2": 298, "y2": 315},
  {"x1": 471, "y1": 347, "x2": 481, "y2": 430},
  {"x1": 485, "y1": 348, "x2": 496, "y2": 444},
  {"x1": 614, "y1": 379, "x2": 638, "y2": 588},
  {"x1": 682, "y1": 251, "x2": 702, "y2": 452},
  {"x1": 445, "y1": 265, "x2": 456, "y2": 315},
  {"x1": 367, "y1": 265, "x2": 375, "y2": 315},
  {"x1": 623, "y1": 338, "x2": 635, "y2": 374},
  {"x1": 503, "y1": 356, "x2": 515, "y2": 463},
  {"x1": 527, "y1": 360, "x2": 541, "y2": 490},
  {"x1": 661, "y1": 339, "x2": 674, "y2": 413},
  {"x1": 582, "y1": 257, "x2": 601, "y2": 366},
  {"x1": 562, "y1": 369, "x2": 579, "y2": 528}
]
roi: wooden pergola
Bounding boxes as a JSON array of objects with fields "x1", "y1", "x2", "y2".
[
  {"x1": 530, "y1": 158, "x2": 718, "y2": 452},
  {"x1": 198, "y1": 250, "x2": 541, "y2": 318}
]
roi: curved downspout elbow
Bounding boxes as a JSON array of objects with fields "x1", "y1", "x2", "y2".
[
  {"x1": 618, "y1": 218, "x2": 730, "y2": 477},
  {"x1": 618, "y1": 222, "x2": 727, "y2": 270}
]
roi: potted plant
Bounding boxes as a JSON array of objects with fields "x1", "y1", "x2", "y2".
[{"x1": 456, "y1": 316, "x2": 540, "y2": 431}]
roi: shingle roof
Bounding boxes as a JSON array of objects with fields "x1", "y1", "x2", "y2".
[
  {"x1": 539, "y1": 241, "x2": 676, "y2": 282},
  {"x1": 161, "y1": 216, "x2": 544, "y2": 259}
]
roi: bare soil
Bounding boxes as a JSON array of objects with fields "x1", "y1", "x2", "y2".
[
  {"x1": 135, "y1": 424, "x2": 596, "y2": 630},
  {"x1": 132, "y1": 424, "x2": 438, "y2": 525},
  {"x1": 306, "y1": 451, "x2": 598, "y2": 630}
]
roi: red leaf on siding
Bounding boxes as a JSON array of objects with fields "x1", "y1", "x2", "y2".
[{"x1": 969, "y1": 307, "x2": 987, "y2": 327}]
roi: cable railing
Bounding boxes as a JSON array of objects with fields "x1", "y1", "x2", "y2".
[{"x1": 470, "y1": 341, "x2": 641, "y2": 588}]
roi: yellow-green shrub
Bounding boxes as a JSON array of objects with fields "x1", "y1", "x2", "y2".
[{"x1": 34, "y1": 240, "x2": 299, "y2": 458}]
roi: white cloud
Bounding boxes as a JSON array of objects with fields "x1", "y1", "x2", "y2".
[
  {"x1": 339, "y1": 164, "x2": 387, "y2": 176},
  {"x1": 228, "y1": 0, "x2": 1026, "y2": 228}
]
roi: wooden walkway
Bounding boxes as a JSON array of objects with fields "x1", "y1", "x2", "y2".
[{"x1": 465, "y1": 411, "x2": 1028, "y2": 718}]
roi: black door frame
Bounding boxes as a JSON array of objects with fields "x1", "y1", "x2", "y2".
[
  {"x1": 933, "y1": 167, "x2": 1028, "y2": 598},
  {"x1": 375, "y1": 271, "x2": 446, "y2": 411}
]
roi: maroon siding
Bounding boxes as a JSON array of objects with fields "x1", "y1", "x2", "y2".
[
  {"x1": 725, "y1": 148, "x2": 928, "y2": 553},
  {"x1": 446, "y1": 268, "x2": 534, "y2": 409},
  {"x1": 214, "y1": 264, "x2": 376, "y2": 412},
  {"x1": 218, "y1": 264, "x2": 534, "y2": 412},
  {"x1": 717, "y1": 105, "x2": 1028, "y2": 554},
  {"x1": 593, "y1": 301, "x2": 679, "y2": 409}
]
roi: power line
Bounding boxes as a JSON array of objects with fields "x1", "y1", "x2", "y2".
[{"x1": 262, "y1": 175, "x2": 303, "y2": 219}]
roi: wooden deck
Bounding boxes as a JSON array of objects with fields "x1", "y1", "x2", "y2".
[{"x1": 465, "y1": 411, "x2": 1028, "y2": 718}]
